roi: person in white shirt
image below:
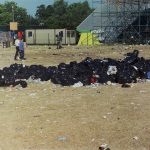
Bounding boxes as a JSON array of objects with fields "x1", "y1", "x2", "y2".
[{"x1": 14, "y1": 37, "x2": 20, "y2": 60}]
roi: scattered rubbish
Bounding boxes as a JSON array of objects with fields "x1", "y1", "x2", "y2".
[
  {"x1": 137, "y1": 79, "x2": 147, "y2": 83},
  {"x1": 28, "y1": 77, "x2": 41, "y2": 84},
  {"x1": 13, "y1": 81, "x2": 27, "y2": 88},
  {"x1": 33, "y1": 115, "x2": 40, "y2": 118},
  {"x1": 57, "y1": 136, "x2": 67, "y2": 142},
  {"x1": 90, "y1": 72, "x2": 99, "y2": 84},
  {"x1": 133, "y1": 136, "x2": 139, "y2": 140},
  {"x1": 140, "y1": 90, "x2": 147, "y2": 93},
  {"x1": 121, "y1": 83, "x2": 132, "y2": 88},
  {"x1": 99, "y1": 144, "x2": 110, "y2": 150},
  {"x1": 0, "y1": 101, "x2": 4, "y2": 105},
  {"x1": 103, "y1": 116, "x2": 107, "y2": 119},
  {"x1": 0, "y1": 50, "x2": 150, "y2": 88},
  {"x1": 91, "y1": 138, "x2": 95, "y2": 142},
  {"x1": 107, "y1": 112, "x2": 112, "y2": 115},
  {"x1": 146, "y1": 71, "x2": 150, "y2": 79},
  {"x1": 106, "y1": 81, "x2": 112, "y2": 86},
  {"x1": 29, "y1": 93, "x2": 37, "y2": 96},
  {"x1": 107, "y1": 66, "x2": 117, "y2": 75},
  {"x1": 88, "y1": 83, "x2": 100, "y2": 88},
  {"x1": 90, "y1": 75, "x2": 97, "y2": 84},
  {"x1": 146, "y1": 79, "x2": 150, "y2": 82},
  {"x1": 15, "y1": 128, "x2": 24, "y2": 132},
  {"x1": 72, "y1": 82, "x2": 83, "y2": 88}
]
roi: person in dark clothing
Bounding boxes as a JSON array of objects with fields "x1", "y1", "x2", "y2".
[
  {"x1": 56, "y1": 33, "x2": 63, "y2": 49},
  {"x1": 56, "y1": 34, "x2": 61, "y2": 49},
  {"x1": 59, "y1": 31, "x2": 63, "y2": 48},
  {"x1": 14, "y1": 37, "x2": 20, "y2": 60}
]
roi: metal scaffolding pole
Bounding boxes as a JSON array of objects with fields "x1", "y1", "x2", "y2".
[{"x1": 91, "y1": 0, "x2": 150, "y2": 44}]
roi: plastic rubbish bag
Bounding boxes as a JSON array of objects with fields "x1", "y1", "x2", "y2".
[{"x1": 107, "y1": 66, "x2": 117, "y2": 75}]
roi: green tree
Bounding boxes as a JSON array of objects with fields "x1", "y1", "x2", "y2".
[
  {"x1": 25, "y1": 15, "x2": 39, "y2": 28},
  {"x1": 53, "y1": 0, "x2": 68, "y2": 15},
  {"x1": 66, "y1": 1, "x2": 92, "y2": 29},
  {"x1": 0, "y1": 1, "x2": 28, "y2": 26},
  {"x1": 45, "y1": 5, "x2": 54, "y2": 17},
  {"x1": 48, "y1": 0, "x2": 68, "y2": 28},
  {"x1": 35, "y1": 0, "x2": 92, "y2": 29},
  {"x1": 35, "y1": 4, "x2": 46, "y2": 19}
]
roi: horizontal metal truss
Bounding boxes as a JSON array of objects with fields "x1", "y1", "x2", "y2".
[{"x1": 92, "y1": 0, "x2": 150, "y2": 44}]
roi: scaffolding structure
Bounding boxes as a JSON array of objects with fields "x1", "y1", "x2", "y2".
[{"x1": 91, "y1": 0, "x2": 150, "y2": 44}]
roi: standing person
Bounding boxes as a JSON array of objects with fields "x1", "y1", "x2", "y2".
[
  {"x1": 13, "y1": 33, "x2": 17, "y2": 45},
  {"x1": 14, "y1": 37, "x2": 20, "y2": 60},
  {"x1": 59, "y1": 31, "x2": 63, "y2": 48},
  {"x1": 59, "y1": 35, "x2": 62, "y2": 48},
  {"x1": 56, "y1": 34, "x2": 61, "y2": 49},
  {"x1": 19, "y1": 38, "x2": 26, "y2": 60}
]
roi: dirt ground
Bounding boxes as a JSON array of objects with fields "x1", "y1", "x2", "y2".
[{"x1": 0, "y1": 44, "x2": 150, "y2": 150}]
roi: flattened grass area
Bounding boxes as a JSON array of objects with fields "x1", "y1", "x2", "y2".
[{"x1": 0, "y1": 44, "x2": 149, "y2": 150}]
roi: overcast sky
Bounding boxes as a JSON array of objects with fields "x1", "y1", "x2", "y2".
[{"x1": 0, "y1": 0, "x2": 91, "y2": 16}]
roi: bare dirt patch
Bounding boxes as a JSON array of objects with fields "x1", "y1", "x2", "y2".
[{"x1": 0, "y1": 44, "x2": 149, "y2": 150}]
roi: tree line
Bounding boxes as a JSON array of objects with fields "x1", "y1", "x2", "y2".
[{"x1": 0, "y1": 0, "x2": 92, "y2": 30}]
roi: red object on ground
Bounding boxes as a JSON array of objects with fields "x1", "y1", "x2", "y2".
[{"x1": 90, "y1": 75, "x2": 97, "y2": 84}]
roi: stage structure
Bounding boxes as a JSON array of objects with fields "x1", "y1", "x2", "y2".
[{"x1": 77, "y1": 0, "x2": 150, "y2": 44}]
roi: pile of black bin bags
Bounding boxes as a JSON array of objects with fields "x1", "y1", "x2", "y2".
[{"x1": 0, "y1": 50, "x2": 150, "y2": 88}]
